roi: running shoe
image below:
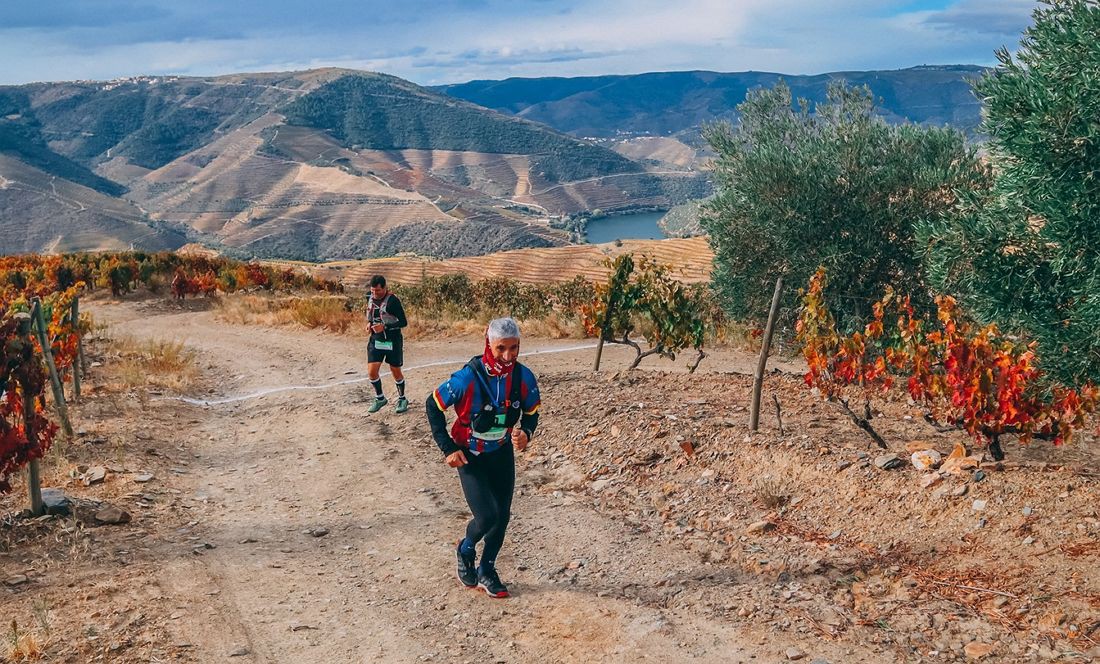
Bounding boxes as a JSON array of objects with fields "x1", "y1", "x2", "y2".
[
  {"x1": 456, "y1": 542, "x2": 477, "y2": 588},
  {"x1": 477, "y1": 565, "x2": 509, "y2": 598},
  {"x1": 368, "y1": 397, "x2": 388, "y2": 413}
]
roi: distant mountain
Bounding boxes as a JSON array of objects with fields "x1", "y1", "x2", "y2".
[
  {"x1": 0, "y1": 88, "x2": 127, "y2": 196},
  {"x1": 2, "y1": 69, "x2": 706, "y2": 259},
  {"x1": 280, "y1": 73, "x2": 640, "y2": 183},
  {"x1": 0, "y1": 154, "x2": 185, "y2": 254},
  {"x1": 435, "y1": 65, "x2": 987, "y2": 139},
  {"x1": 2, "y1": 65, "x2": 982, "y2": 260}
]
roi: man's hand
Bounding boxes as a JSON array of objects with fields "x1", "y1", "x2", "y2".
[
  {"x1": 446, "y1": 450, "x2": 468, "y2": 467},
  {"x1": 514, "y1": 429, "x2": 530, "y2": 452},
  {"x1": 371, "y1": 323, "x2": 385, "y2": 334}
]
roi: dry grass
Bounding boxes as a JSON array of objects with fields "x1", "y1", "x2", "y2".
[
  {"x1": 288, "y1": 297, "x2": 359, "y2": 333},
  {"x1": 214, "y1": 292, "x2": 589, "y2": 341},
  {"x1": 402, "y1": 314, "x2": 480, "y2": 338},
  {"x1": 518, "y1": 315, "x2": 588, "y2": 340},
  {"x1": 215, "y1": 294, "x2": 296, "y2": 327},
  {"x1": 5, "y1": 619, "x2": 45, "y2": 662},
  {"x1": 404, "y1": 312, "x2": 586, "y2": 340},
  {"x1": 103, "y1": 336, "x2": 199, "y2": 391},
  {"x1": 752, "y1": 476, "x2": 792, "y2": 510},
  {"x1": 216, "y1": 294, "x2": 361, "y2": 334}
]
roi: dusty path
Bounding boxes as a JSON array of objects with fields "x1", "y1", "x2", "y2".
[{"x1": 89, "y1": 300, "x2": 878, "y2": 663}]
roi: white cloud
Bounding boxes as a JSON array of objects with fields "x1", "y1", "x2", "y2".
[{"x1": 0, "y1": 0, "x2": 1035, "y2": 85}]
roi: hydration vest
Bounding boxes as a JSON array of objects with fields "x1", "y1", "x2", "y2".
[
  {"x1": 366, "y1": 294, "x2": 392, "y2": 325},
  {"x1": 466, "y1": 356, "x2": 524, "y2": 440}
]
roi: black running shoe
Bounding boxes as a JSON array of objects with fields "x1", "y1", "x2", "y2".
[
  {"x1": 456, "y1": 542, "x2": 477, "y2": 588},
  {"x1": 477, "y1": 565, "x2": 509, "y2": 598}
]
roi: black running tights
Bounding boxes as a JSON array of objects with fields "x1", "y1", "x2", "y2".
[{"x1": 457, "y1": 443, "x2": 515, "y2": 566}]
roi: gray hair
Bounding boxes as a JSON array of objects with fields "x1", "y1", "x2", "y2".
[{"x1": 487, "y1": 317, "x2": 521, "y2": 341}]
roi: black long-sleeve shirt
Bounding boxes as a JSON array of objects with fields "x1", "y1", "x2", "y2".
[{"x1": 367, "y1": 293, "x2": 407, "y2": 340}]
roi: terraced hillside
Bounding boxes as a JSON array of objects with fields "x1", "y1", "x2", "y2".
[
  {"x1": 1, "y1": 69, "x2": 697, "y2": 258},
  {"x1": 610, "y1": 137, "x2": 703, "y2": 169},
  {"x1": 305, "y1": 236, "x2": 714, "y2": 286},
  {"x1": 0, "y1": 155, "x2": 184, "y2": 254},
  {"x1": 523, "y1": 171, "x2": 711, "y2": 215},
  {"x1": 280, "y1": 73, "x2": 640, "y2": 184},
  {"x1": 121, "y1": 115, "x2": 492, "y2": 260}
]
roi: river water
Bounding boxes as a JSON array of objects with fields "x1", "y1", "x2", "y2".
[{"x1": 584, "y1": 211, "x2": 667, "y2": 244}]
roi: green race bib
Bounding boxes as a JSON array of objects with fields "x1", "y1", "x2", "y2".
[
  {"x1": 374, "y1": 340, "x2": 394, "y2": 351},
  {"x1": 475, "y1": 414, "x2": 509, "y2": 441}
]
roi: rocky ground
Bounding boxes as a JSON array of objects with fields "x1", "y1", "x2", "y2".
[{"x1": 2, "y1": 296, "x2": 1097, "y2": 663}]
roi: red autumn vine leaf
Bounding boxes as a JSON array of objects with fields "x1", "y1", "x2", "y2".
[{"x1": 797, "y1": 269, "x2": 1097, "y2": 454}]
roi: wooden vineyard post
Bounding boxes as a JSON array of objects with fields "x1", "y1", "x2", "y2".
[
  {"x1": 71, "y1": 296, "x2": 82, "y2": 401},
  {"x1": 30, "y1": 298, "x2": 74, "y2": 438},
  {"x1": 13, "y1": 312, "x2": 44, "y2": 515},
  {"x1": 25, "y1": 386, "x2": 44, "y2": 516},
  {"x1": 592, "y1": 323, "x2": 609, "y2": 372},
  {"x1": 749, "y1": 277, "x2": 784, "y2": 432}
]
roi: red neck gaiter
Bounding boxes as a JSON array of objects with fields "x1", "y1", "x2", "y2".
[{"x1": 482, "y1": 335, "x2": 517, "y2": 377}]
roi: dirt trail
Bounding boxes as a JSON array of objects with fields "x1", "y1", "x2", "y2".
[{"x1": 87, "y1": 300, "x2": 876, "y2": 663}]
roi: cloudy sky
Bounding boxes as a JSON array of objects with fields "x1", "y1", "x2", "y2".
[{"x1": 0, "y1": 0, "x2": 1035, "y2": 85}]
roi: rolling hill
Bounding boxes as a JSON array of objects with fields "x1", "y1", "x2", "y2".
[
  {"x1": 435, "y1": 65, "x2": 986, "y2": 139},
  {"x1": 0, "y1": 155, "x2": 185, "y2": 254},
  {"x1": 299, "y1": 236, "x2": 714, "y2": 287},
  {"x1": 2, "y1": 69, "x2": 702, "y2": 259},
  {"x1": 2, "y1": 65, "x2": 987, "y2": 259}
]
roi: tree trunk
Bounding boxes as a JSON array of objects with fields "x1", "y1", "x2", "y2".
[{"x1": 750, "y1": 277, "x2": 784, "y2": 431}]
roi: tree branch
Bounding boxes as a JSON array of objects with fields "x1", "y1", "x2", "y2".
[
  {"x1": 773, "y1": 394, "x2": 785, "y2": 435},
  {"x1": 629, "y1": 343, "x2": 665, "y2": 370},
  {"x1": 688, "y1": 348, "x2": 706, "y2": 374},
  {"x1": 832, "y1": 396, "x2": 888, "y2": 449}
]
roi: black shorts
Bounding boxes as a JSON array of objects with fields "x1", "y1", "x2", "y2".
[{"x1": 367, "y1": 337, "x2": 404, "y2": 367}]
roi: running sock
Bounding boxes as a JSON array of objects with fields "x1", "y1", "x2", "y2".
[
  {"x1": 459, "y1": 538, "x2": 475, "y2": 557},
  {"x1": 395, "y1": 379, "x2": 406, "y2": 397},
  {"x1": 478, "y1": 560, "x2": 495, "y2": 573},
  {"x1": 371, "y1": 379, "x2": 384, "y2": 399}
]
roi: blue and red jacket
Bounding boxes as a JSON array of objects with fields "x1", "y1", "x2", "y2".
[{"x1": 427, "y1": 360, "x2": 540, "y2": 456}]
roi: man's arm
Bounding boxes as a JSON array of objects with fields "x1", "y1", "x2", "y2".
[
  {"x1": 426, "y1": 394, "x2": 461, "y2": 456},
  {"x1": 519, "y1": 411, "x2": 539, "y2": 442},
  {"x1": 519, "y1": 369, "x2": 541, "y2": 440},
  {"x1": 386, "y1": 297, "x2": 408, "y2": 330},
  {"x1": 426, "y1": 369, "x2": 470, "y2": 456}
]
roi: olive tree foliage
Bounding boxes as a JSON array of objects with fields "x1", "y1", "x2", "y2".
[
  {"x1": 919, "y1": 0, "x2": 1100, "y2": 386},
  {"x1": 701, "y1": 81, "x2": 990, "y2": 329}
]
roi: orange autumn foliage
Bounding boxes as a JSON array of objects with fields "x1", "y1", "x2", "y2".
[{"x1": 796, "y1": 268, "x2": 1097, "y2": 452}]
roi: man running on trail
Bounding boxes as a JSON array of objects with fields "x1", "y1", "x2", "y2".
[
  {"x1": 366, "y1": 275, "x2": 409, "y2": 413},
  {"x1": 425, "y1": 317, "x2": 540, "y2": 598}
]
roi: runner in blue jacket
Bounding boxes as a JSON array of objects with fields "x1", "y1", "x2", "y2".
[{"x1": 425, "y1": 317, "x2": 540, "y2": 598}]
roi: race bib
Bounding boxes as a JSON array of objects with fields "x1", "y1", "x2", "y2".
[
  {"x1": 374, "y1": 340, "x2": 394, "y2": 351},
  {"x1": 474, "y1": 414, "x2": 509, "y2": 441}
]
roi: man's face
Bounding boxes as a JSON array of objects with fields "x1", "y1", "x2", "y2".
[
  {"x1": 491, "y1": 337, "x2": 520, "y2": 363},
  {"x1": 370, "y1": 285, "x2": 387, "y2": 299}
]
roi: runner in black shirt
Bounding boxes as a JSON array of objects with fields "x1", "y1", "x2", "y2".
[{"x1": 365, "y1": 275, "x2": 409, "y2": 413}]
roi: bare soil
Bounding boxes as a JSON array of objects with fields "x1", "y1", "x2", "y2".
[{"x1": 3, "y1": 296, "x2": 1097, "y2": 663}]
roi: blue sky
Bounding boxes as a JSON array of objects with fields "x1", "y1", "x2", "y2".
[{"x1": 0, "y1": 0, "x2": 1035, "y2": 85}]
